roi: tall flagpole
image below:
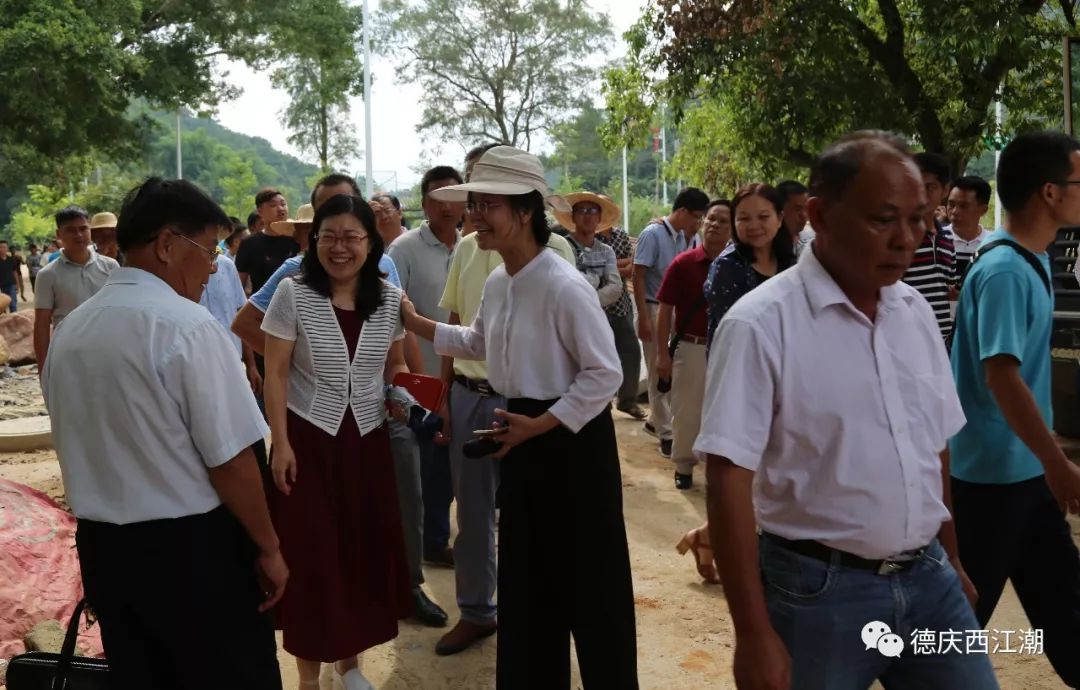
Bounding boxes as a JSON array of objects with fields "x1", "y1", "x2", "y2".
[
  {"x1": 176, "y1": 110, "x2": 183, "y2": 179},
  {"x1": 363, "y1": 0, "x2": 374, "y2": 197},
  {"x1": 622, "y1": 146, "x2": 630, "y2": 232}
]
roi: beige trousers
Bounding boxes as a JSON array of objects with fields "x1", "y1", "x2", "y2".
[
  {"x1": 670, "y1": 341, "x2": 707, "y2": 474},
  {"x1": 639, "y1": 302, "x2": 672, "y2": 440}
]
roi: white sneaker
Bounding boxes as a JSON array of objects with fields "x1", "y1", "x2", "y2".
[{"x1": 336, "y1": 668, "x2": 375, "y2": 690}]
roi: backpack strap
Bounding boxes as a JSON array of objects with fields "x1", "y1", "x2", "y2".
[{"x1": 970, "y1": 239, "x2": 1052, "y2": 297}]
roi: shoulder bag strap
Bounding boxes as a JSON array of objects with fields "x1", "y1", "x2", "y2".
[{"x1": 668, "y1": 292, "x2": 709, "y2": 357}]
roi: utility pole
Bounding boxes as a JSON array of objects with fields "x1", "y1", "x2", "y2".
[
  {"x1": 176, "y1": 110, "x2": 183, "y2": 179},
  {"x1": 362, "y1": 0, "x2": 374, "y2": 198},
  {"x1": 622, "y1": 146, "x2": 630, "y2": 232},
  {"x1": 660, "y1": 103, "x2": 668, "y2": 207}
]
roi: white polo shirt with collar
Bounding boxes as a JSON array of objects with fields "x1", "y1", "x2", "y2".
[
  {"x1": 693, "y1": 247, "x2": 965, "y2": 559},
  {"x1": 42, "y1": 267, "x2": 268, "y2": 525}
]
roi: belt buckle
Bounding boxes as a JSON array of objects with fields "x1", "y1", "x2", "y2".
[
  {"x1": 877, "y1": 559, "x2": 905, "y2": 576},
  {"x1": 476, "y1": 381, "x2": 492, "y2": 396}
]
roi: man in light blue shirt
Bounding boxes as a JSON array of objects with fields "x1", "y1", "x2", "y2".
[
  {"x1": 200, "y1": 254, "x2": 248, "y2": 356},
  {"x1": 631, "y1": 188, "x2": 709, "y2": 456},
  {"x1": 950, "y1": 130, "x2": 1080, "y2": 688}
]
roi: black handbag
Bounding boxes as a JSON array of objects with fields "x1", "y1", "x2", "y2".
[{"x1": 6, "y1": 599, "x2": 111, "y2": 689}]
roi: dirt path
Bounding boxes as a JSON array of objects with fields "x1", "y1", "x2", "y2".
[{"x1": 0, "y1": 412, "x2": 1070, "y2": 689}]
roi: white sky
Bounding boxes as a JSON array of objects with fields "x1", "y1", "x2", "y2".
[{"x1": 212, "y1": 0, "x2": 646, "y2": 191}]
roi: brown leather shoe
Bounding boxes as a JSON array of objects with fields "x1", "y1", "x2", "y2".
[{"x1": 435, "y1": 619, "x2": 497, "y2": 656}]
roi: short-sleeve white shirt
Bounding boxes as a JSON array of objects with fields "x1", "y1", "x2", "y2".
[
  {"x1": 693, "y1": 247, "x2": 965, "y2": 559},
  {"x1": 42, "y1": 268, "x2": 268, "y2": 524}
]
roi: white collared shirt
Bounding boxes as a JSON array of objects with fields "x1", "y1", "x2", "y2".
[
  {"x1": 42, "y1": 268, "x2": 268, "y2": 524},
  {"x1": 433, "y1": 249, "x2": 622, "y2": 432},
  {"x1": 693, "y1": 248, "x2": 965, "y2": 559}
]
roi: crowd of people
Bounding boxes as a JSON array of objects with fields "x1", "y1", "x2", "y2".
[{"x1": 11, "y1": 127, "x2": 1080, "y2": 690}]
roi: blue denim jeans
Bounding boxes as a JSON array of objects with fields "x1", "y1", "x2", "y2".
[
  {"x1": 419, "y1": 436, "x2": 453, "y2": 553},
  {"x1": 3, "y1": 284, "x2": 17, "y2": 312},
  {"x1": 760, "y1": 536, "x2": 1000, "y2": 690}
]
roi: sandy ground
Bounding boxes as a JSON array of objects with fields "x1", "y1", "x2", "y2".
[{"x1": 0, "y1": 382, "x2": 1072, "y2": 690}]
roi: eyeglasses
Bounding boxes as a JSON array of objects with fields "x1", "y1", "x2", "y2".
[
  {"x1": 169, "y1": 230, "x2": 221, "y2": 263},
  {"x1": 316, "y1": 232, "x2": 369, "y2": 247},
  {"x1": 1061, "y1": 180, "x2": 1080, "y2": 186},
  {"x1": 465, "y1": 200, "x2": 504, "y2": 215},
  {"x1": 572, "y1": 206, "x2": 602, "y2": 216}
]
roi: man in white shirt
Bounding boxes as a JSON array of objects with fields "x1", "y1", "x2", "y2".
[
  {"x1": 696, "y1": 133, "x2": 998, "y2": 690},
  {"x1": 42, "y1": 178, "x2": 287, "y2": 689},
  {"x1": 388, "y1": 165, "x2": 464, "y2": 571}
]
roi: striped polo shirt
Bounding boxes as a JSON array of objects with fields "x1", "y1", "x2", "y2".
[{"x1": 902, "y1": 220, "x2": 956, "y2": 341}]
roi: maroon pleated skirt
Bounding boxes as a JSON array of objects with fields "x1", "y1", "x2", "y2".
[{"x1": 268, "y1": 409, "x2": 412, "y2": 662}]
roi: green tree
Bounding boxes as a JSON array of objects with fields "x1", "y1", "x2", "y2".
[
  {"x1": 272, "y1": 0, "x2": 364, "y2": 172},
  {"x1": 219, "y1": 155, "x2": 260, "y2": 219},
  {"x1": 605, "y1": 1, "x2": 1077, "y2": 182},
  {"x1": 380, "y1": 0, "x2": 613, "y2": 150}
]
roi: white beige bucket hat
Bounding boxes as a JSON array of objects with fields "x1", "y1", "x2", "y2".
[{"x1": 427, "y1": 146, "x2": 570, "y2": 212}]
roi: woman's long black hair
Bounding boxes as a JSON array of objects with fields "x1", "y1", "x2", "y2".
[
  {"x1": 730, "y1": 183, "x2": 796, "y2": 270},
  {"x1": 300, "y1": 194, "x2": 386, "y2": 320}
]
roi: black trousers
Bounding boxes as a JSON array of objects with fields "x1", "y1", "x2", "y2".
[
  {"x1": 497, "y1": 399, "x2": 638, "y2": 689},
  {"x1": 953, "y1": 476, "x2": 1080, "y2": 688},
  {"x1": 76, "y1": 507, "x2": 281, "y2": 690}
]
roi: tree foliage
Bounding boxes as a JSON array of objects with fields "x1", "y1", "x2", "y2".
[
  {"x1": 380, "y1": 0, "x2": 613, "y2": 150},
  {"x1": 271, "y1": 0, "x2": 364, "y2": 172},
  {"x1": 605, "y1": 0, "x2": 1077, "y2": 184}
]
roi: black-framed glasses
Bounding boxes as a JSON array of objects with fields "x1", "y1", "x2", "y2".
[
  {"x1": 572, "y1": 206, "x2": 602, "y2": 216},
  {"x1": 169, "y1": 230, "x2": 221, "y2": 263},
  {"x1": 1061, "y1": 180, "x2": 1080, "y2": 186}
]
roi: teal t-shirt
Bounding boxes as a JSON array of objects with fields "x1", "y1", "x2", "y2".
[{"x1": 949, "y1": 229, "x2": 1052, "y2": 484}]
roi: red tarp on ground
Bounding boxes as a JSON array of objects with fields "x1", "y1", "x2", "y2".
[{"x1": 0, "y1": 478, "x2": 103, "y2": 663}]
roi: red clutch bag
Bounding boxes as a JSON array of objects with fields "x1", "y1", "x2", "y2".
[{"x1": 392, "y1": 372, "x2": 447, "y2": 412}]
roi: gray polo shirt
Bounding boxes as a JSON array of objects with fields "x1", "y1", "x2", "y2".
[
  {"x1": 633, "y1": 219, "x2": 687, "y2": 302},
  {"x1": 34, "y1": 249, "x2": 119, "y2": 326},
  {"x1": 388, "y1": 222, "x2": 459, "y2": 375}
]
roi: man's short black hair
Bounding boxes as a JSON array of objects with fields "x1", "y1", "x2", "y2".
[
  {"x1": 951, "y1": 175, "x2": 993, "y2": 206},
  {"x1": 776, "y1": 180, "x2": 808, "y2": 205},
  {"x1": 809, "y1": 130, "x2": 912, "y2": 202},
  {"x1": 997, "y1": 130, "x2": 1080, "y2": 213},
  {"x1": 371, "y1": 193, "x2": 402, "y2": 211},
  {"x1": 310, "y1": 173, "x2": 361, "y2": 205},
  {"x1": 0, "y1": 239, "x2": 8, "y2": 246},
  {"x1": 465, "y1": 143, "x2": 501, "y2": 164},
  {"x1": 420, "y1": 166, "x2": 464, "y2": 198},
  {"x1": 672, "y1": 187, "x2": 710, "y2": 213},
  {"x1": 55, "y1": 205, "x2": 88, "y2": 227},
  {"x1": 246, "y1": 211, "x2": 261, "y2": 229},
  {"x1": 913, "y1": 152, "x2": 952, "y2": 187},
  {"x1": 254, "y1": 188, "x2": 283, "y2": 207},
  {"x1": 116, "y1": 177, "x2": 231, "y2": 253}
]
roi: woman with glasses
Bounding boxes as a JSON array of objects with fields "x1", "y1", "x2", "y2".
[
  {"x1": 262, "y1": 194, "x2": 412, "y2": 690},
  {"x1": 677, "y1": 184, "x2": 795, "y2": 584},
  {"x1": 402, "y1": 146, "x2": 638, "y2": 689}
]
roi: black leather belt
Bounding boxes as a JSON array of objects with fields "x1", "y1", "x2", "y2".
[
  {"x1": 454, "y1": 374, "x2": 497, "y2": 397},
  {"x1": 762, "y1": 532, "x2": 927, "y2": 576},
  {"x1": 681, "y1": 334, "x2": 708, "y2": 346}
]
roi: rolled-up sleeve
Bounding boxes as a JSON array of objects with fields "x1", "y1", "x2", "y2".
[
  {"x1": 161, "y1": 321, "x2": 268, "y2": 468},
  {"x1": 547, "y1": 280, "x2": 623, "y2": 432},
  {"x1": 693, "y1": 316, "x2": 777, "y2": 470},
  {"x1": 434, "y1": 299, "x2": 486, "y2": 360}
]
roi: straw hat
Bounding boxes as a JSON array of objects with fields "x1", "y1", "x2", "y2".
[
  {"x1": 553, "y1": 192, "x2": 621, "y2": 233},
  {"x1": 89, "y1": 212, "x2": 117, "y2": 230},
  {"x1": 427, "y1": 146, "x2": 570, "y2": 212},
  {"x1": 269, "y1": 204, "x2": 315, "y2": 236}
]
